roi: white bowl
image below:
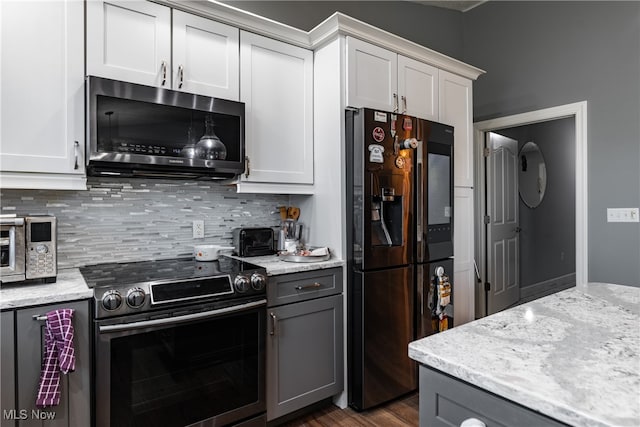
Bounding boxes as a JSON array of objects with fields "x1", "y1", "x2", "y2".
[{"x1": 193, "y1": 244, "x2": 235, "y2": 261}]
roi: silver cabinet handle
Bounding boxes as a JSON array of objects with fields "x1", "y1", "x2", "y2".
[
  {"x1": 244, "y1": 156, "x2": 250, "y2": 178},
  {"x1": 73, "y1": 141, "x2": 80, "y2": 170},
  {"x1": 33, "y1": 315, "x2": 48, "y2": 321},
  {"x1": 269, "y1": 312, "x2": 277, "y2": 336},
  {"x1": 401, "y1": 95, "x2": 407, "y2": 114},
  {"x1": 294, "y1": 282, "x2": 322, "y2": 291},
  {"x1": 178, "y1": 64, "x2": 184, "y2": 89},
  {"x1": 161, "y1": 61, "x2": 167, "y2": 86},
  {"x1": 393, "y1": 93, "x2": 399, "y2": 113}
]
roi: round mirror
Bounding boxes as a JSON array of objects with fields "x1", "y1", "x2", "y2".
[{"x1": 518, "y1": 141, "x2": 547, "y2": 208}]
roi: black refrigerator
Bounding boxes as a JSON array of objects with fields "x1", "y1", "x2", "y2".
[{"x1": 346, "y1": 108, "x2": 454, "y2": 411}]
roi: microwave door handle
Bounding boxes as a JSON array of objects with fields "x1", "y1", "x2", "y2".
[{"x1": 99, "y1": 299, "x2": 266, "y2": 333}]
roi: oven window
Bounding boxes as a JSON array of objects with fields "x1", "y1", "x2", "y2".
[
  {"x1": 109, "y1": 309, "x2": 264, "y2": 427},
  {"x1": 428, "y1": 152, "x2": 451, "y2": 225}
]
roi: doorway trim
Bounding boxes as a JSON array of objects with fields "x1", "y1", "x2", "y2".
[{"x1": 473, "y1": 101, "x2": 588, "y2": 318}]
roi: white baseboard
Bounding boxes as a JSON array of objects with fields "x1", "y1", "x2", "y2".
[{"x1": 520, "y1": 273, "x2": 577, "y2": 303}]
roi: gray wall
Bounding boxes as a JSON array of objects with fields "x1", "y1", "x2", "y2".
[
  {"x1": 1, "y1": 178, "x2": 286, "y2": 268},
  {"x1": 496, "y1": 118, "x2": 576, "y2": 288},
  {"x1": 222, "y1": 1, "x2": 464, "y2": 59},
  {"x1": 463, "y1": 1, "x2": 640, "y2": 286}
]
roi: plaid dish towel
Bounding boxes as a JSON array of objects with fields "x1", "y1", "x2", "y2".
[{"x1": 36, "y1": 309, "x2": 76, "y2": 407}]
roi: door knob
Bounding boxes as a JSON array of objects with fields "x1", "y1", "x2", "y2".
[{"x1": 514, "y1": 227, "x2": 522, "y2": 233}]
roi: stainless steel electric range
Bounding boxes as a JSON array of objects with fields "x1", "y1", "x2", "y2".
[{"x1": 80, "y1": 256, "x2": 267, "y2": 427}]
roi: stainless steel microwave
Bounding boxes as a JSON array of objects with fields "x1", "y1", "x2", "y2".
[
  {"x1": 86, "y1": 76, "x2": 245, "y2": 180},
  {"x1": 0, "y1": 215, "x2": 57, "y2": 284}
]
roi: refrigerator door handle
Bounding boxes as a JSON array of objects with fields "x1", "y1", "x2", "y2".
[{"x1": 416, "y1": 158, "x2": 424, "y2": 243}]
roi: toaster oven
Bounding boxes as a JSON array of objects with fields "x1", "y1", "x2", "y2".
[
  {"x1": 0, "y1": 215, "x2": 57, "y2": 284},
  {"x1": 233, "y1": 228, "x2": 275, "y2": 257}
]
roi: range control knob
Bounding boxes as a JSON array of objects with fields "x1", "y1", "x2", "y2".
[
  {"x1": 251, "y1": 273, "x2": 267, "y2": 291},
  {"x1": 234, "y1": 275, "x2": 250, "y2": 293},
  {"x1": 102, "y1": 290, "x2": 122, "y2": 311},
  {"x1": 126, "y1": 287, "x2": 146, "y2": 308}
]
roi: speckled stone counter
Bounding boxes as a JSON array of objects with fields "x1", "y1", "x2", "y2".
[
  {"x1": 230, "y1": 254, "x2": 345, "y2": 276},
  {"x1": 0, "y1": 268, "x2": 92, "y2": 310},
  {"x1": 409, "y1": 283, "x2": 640, "y2": 427}
]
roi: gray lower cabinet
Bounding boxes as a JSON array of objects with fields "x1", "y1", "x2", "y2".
[
  {"x1": 419, "y1": 365, "x2": 569, "y2": 427},
  {"x1": 266, "y1": 268, "x2": 344, "y2": 421},
  {"x1": 6, "y1": 300, "x2": 91, "y2": 427},
  {"x1": 1, "y1": 311, "x2": 16, "y2": 427}
]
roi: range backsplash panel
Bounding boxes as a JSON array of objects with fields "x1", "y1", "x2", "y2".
[{"x1": 1, "y1": 178, "x2": 287, "y2": 269}]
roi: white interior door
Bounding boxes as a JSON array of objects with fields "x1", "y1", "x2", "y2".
[{"x1": 486, "y1": 132, "x2": 520, "y2": 314}]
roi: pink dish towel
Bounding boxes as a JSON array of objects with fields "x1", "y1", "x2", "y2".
[{"x1": 36, "y1": 309, "x2": 76, "y2": 408}]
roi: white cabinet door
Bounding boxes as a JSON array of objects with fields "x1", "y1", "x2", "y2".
[
  {"x1": 453, "y1": 186, "x2": 475, "y2": 326},
  {"x1": 398, "y1": 56, "x2": 438, "y2": 121},
  {"x1": 0, "y1": 0, "x2": 85, "y2": 189},
  {"x1": 239, "y1": 31, "x2": 313, "y2": 185},
  {"x1": 346, "y1": 37, "x2": 397, "y2": 112},
  {"x1": 172, "y1": 10, "x2": 239, "y2": 100},
  {"x1": 439, "y1": 70, "x2": 473, "y2": 187},
  {"x1": 87, "y1": 0, "x2": 171, "y2": 88}
]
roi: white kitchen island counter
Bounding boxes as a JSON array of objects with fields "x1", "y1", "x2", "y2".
[{"x1": 409, "y1": 283, "x2": 640, "y2": 427}]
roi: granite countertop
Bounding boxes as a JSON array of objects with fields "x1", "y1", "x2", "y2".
[
  {"x1": 408, "y1": 283, "x2": 640, "y2": 427},
  {"x1": 230, "y1": 254, "x2": 345, "y2": 276},
  {"x1": 0, "y1": 268, "x2": 93, "y2": 310}
]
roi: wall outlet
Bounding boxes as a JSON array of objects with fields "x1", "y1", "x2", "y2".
[
  {"x1": 607, "y1": 208, "x2": 640, "y2": 223},
  {"x1": 193, "y1": 220, "x2": 204, "y2": 238}
]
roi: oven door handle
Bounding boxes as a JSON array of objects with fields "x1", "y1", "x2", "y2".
[{"x1": 99, "y1": 299, "x2": 267, "y2": 333}]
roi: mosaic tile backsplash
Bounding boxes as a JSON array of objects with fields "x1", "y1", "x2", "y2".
[{"x1": 0, "y1": 178, "x2": 288, "y2": 269}]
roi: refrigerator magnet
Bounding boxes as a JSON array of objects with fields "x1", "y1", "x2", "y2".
[
  {"x1": 374, "y1": 111, "x2": 387, "y2": 122},
  {"x1": 368, "y1": 144, "x2": 384, "y2": 163},
  {"x1": 372, "y1": 127, "x2": 385, "y2": 143}
]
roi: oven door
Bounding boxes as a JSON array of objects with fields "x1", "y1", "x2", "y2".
[
  {"x1": 95, "y1": 299, "x2": 266, "y2": 427},
  {"x1": 0, "y1": 218, "x2": 25, "y2": 283}
]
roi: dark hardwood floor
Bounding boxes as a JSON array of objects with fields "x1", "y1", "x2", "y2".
[{"x1": 277, "y1": 393, "x2": 419, "y2": 427}]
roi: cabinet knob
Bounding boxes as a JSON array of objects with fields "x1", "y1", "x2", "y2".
[{"x1": 460, "y1": 418, "x2": 486, "y2": 427}]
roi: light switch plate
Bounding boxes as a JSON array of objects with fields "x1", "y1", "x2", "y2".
[
  {"x1": 607, "y1": 208, "x2": 640, "y2": 223},
  {"x1": 193, "y1": 220, "x2": 205, "y2": 238}
]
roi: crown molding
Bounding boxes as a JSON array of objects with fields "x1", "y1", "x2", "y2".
[{"x1": 158, "y1": 1, "x2": 485, "y2": 80}]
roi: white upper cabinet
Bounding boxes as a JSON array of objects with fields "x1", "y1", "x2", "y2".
[
  {"x1": 346, "y1": 37, "x2": 398, "y2": 112},
  {"x1": 439, "y1": 70, "x2": 473, "y2": 187},
  {"x1": 172, "y1": 10, "x2": 239, "y2": 100},
  {"x1": 398, "y1": 56, "x2": 439, "y2": 121},
  {"x1": 346, "y1": 37, "x2": 438, "y2": 121},
  {"x1": 87, "y1": 1, "x2": 240, "y2": 100},
  {"x1": 0, "y1": 0, "x2": 85, "y2": 190},
  {"x1": 238, "y1": 31, "x2": 313, "y2": 189},
  {"x1": 87, "y1": 1, "x2": 171, "y2": 88}
]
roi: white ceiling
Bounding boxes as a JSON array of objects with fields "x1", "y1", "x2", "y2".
[{"x1": 411, "y1": 1, "x2": 488, "y2": 12}]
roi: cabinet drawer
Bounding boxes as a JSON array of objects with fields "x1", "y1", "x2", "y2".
[
  {"x1": 268, "y1": 268, "x2": 343, "y2": 307},
  {"x1": 419, "y1": 366, "x2": 568, "y2": 427}
]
